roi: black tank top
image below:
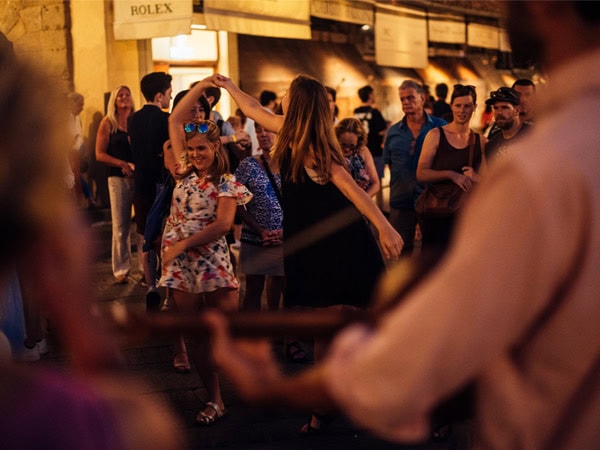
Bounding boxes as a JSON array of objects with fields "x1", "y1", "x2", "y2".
[
  {"x1": 107, "y1": 129, "x2": 133, "y2": 177},
  {"x1": 432, "y1": 127, "x2": 482, "y2": 174}
]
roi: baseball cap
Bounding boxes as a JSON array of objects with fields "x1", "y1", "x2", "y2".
[{"x1": 485, "y1": 87, "x2": 521, "y2": 106}]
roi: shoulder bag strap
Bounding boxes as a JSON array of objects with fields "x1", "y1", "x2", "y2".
[
  {"x1": 468, "y1": 131, "x2": 475, "y2": 167},
  {"x1": 260, "y1": 154, "x2": 283, "y2": 206}
]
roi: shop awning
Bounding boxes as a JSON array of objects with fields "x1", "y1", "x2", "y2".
[
  {"x1": 113, "y1": 0, "x2": 192, "y2": 40},
  {"x1": 375, "y1": 4, "x2": 427, "y2": 69},
  {"x1": 311, "y1": 0, "x2": 374, "y2": 26},
  {"x1": 427, "y1": 12, "x2": 465, "y2": 45},
  {"x1": 238, "y1": 34, "x2": 378, "y2": 118},
  {"x1": 203, "y1": 0, "x2": 311, "y2": 40}
]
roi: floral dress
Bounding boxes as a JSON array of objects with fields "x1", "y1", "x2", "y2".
[
  {"x1": 346, "y1": 150, "x2": 371, "y2": 192},
  {"x1": 159, "y1": 172, "x2": 252, "y2": 293}
]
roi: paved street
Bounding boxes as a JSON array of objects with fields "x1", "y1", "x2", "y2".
[{"x1": 35, "y1": 208, "x2": 450, "y2": 450}]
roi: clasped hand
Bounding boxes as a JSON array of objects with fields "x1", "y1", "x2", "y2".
[
  {"x1": 453, "y1": 169, "x2": 474, "y2": 191},
  {"x1": 260, "y1": 229, "x2": 283, "y2": 246}
]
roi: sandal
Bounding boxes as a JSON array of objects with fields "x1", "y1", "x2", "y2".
[
  {"x1": 286, "y1": 341, "x2": 307, "y2": 363},
  {"x1": 195, "y1": 401, "x2": 227, "y2": 426},
  {"x1": 173, "y1": 352, "x2": 191, "y2": 373},
  {"x1": 114, "y1": 274, "x2": 128, "y2": 284},
  {"x1": 299, "y1": 412, "x2": 334, "y2": 435}
]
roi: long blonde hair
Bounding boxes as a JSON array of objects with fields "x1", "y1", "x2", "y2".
[
  {"x1": 106, "y1": 85, "x2": 135, "y2": 133},
  {"x1": 271, "y1": 74, "x2": 345, "y2": 182}
]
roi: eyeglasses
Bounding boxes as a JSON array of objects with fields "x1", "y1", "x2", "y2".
[
  {"x1": 340, "y1": 143, "x2": 357, "y2": 151},
  {"x1": 184, "y1": 122, "x2": 210, "y2": 133}
]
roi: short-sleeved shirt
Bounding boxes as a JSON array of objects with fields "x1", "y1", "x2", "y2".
[
  {"x1": 383, "y1": 113, "x2": 447, "y2": 209},
  {"x1": 485, "y1": 122, "x2": 532, "y2": 162},
  {"x1": 353, "y1": 106, "x2": 387, "y2": 157}
]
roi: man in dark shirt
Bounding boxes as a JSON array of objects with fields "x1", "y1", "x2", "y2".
[
  {"x1": 432, "y1": 83, "x2": 452, "y2": 122},
  {"x1": 485, "y1": 87, "x2": 532, "y2": 162},
  {"x1": 353, "y1": 85, "x2": 387, "y2": 181},
  {"x1": 128, "y1": 71, "x2": 172, "y2": 312}
]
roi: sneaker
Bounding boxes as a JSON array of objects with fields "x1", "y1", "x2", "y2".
[
  {"x1": 231, "y1": 240, "x2": 241, "y2": 250},
  {"x1": 37, "y1": 338, "x2": 49, "y2": 355},
  {"x1": 21, "y1": 345, "x2": 40, "y2": 362},
  {"x1": 146, "y1": 288, "x2": 161, "y2": 313}
]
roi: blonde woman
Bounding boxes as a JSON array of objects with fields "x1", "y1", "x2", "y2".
[
  {"x1": 159, "y1": 80, "x2": 251, "y2": 425},
  {"x1": 335, "y1": 117, "x2": 380, "y2": 198},
  {"x1": 95, "y1": 85, "x2": 138, "y2": 284}
]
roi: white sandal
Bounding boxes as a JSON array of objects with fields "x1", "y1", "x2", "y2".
[{"x1": 195, "y1": 401, "x2": 227, "y2": 425}]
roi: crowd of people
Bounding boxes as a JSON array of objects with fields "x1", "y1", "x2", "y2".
[{"x1": 1, "y1": 1, "x2": 599, "y2": 448}]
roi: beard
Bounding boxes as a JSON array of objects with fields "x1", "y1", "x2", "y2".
[
  {"x1": 496, "y1": 116, "x2": 514, "y2": 130},
  {"x1": 504, "y1": 2, "x2": 545, "y2": 68}
]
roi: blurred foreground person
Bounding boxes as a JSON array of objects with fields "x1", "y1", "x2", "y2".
[
  {"x1": 207, "y1": 2, "x2": 600, "y2": 449},
  {"x1": 0, "y1": 43, "x2": 184, "y2": 450}
]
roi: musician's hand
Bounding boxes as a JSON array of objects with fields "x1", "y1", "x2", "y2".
[{"x1": 204, "y1": 311, "x2": 283, "y2": 403}]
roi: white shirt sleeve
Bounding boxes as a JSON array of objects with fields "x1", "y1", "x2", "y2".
[{"x1": 322, "y1": 155, "x2": 587, "y2": 442}]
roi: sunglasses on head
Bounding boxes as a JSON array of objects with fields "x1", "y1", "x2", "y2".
[
  {"x1": 454, "y1": 84, "x2": 476, "y2": 92},
  {"x1": 184, "y1": 122, "x2": 210, "y2": 133}
]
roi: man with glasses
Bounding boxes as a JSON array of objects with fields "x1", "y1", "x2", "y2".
[
  {"x1": 383, "y1": 80, "x2": 446, "y2": 257},
  {"x1": 485, "y1": 87, "x2": 532, "y2": 162}
]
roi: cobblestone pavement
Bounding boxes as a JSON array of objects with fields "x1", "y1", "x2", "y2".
[{"x1": 36, "y1": 209, "x2": 450, "y2": 450}]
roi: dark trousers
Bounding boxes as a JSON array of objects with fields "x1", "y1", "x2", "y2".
[
  {"x1": 389, "y1": 207, "x2": 417, "y2": 258},
  {"x1": 419, "y1": 214, "x2": 456, "y2": 256}
]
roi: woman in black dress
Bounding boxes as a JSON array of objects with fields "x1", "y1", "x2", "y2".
[{"x1": 213, "y1": 73, "x2": 403, "y2": 431}]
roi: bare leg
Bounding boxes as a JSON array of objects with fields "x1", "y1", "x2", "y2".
[
  {"x1": 169, "y1": 294, "x2": 189, "y2": 372},
  {"x1": 171, "y1": 288, "x2": 238, "y2": 423},
  {"x1": 242, "y1": 274, "x2": 265, "y2": 311},
  {"x1": 199, "y1": 288, "x2": 238, "y2": 413},
  {"x1": 265, "y1": 275, "x2": 284, "y2": 311}
]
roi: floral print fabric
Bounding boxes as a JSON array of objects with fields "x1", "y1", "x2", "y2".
[
  {"x1": 159, "y1": 172, "x2": 251, "y2": 293},
  {"x1": 346, "y1": 151, "x2": 371, "y2": 192},
  {"x1": 234, "y1": 157, "x2": 283, "y2": 245}
]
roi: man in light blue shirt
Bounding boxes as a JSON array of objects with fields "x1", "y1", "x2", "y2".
[{"x1": 383, "y1": 80, "x2": 446, "y2": 257}]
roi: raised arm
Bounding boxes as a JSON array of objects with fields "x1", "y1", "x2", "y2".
[
  {"x1": 168, "y1": 78, "x2": 215, "y2": 176},
  {"x1": 330, "y1": 163, "x2": 403, "y2": 260},
  {"x1": 213, "y1": 74, "x2": 284, "y2": 133}
]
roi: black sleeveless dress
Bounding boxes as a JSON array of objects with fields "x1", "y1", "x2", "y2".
[{"x1": 281, "y1": 150, "x2": 384, "y2": 309}]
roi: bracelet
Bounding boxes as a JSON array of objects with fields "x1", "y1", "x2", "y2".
[{"x1": 231, "y1": 134, "x2": 237, "y2": 143}]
